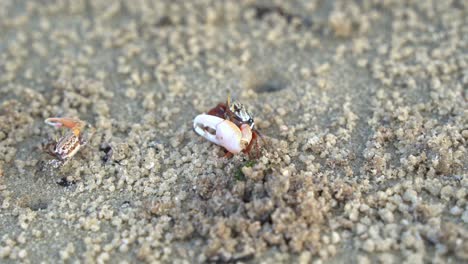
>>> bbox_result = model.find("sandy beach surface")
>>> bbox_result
[0,0,467,263]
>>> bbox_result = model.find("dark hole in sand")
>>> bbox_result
[254,80,287,93]
[121,201,131,209]
[451,0,465,9]
[99,143,113,163]
[252,5,295,23]
[247,68,288,93]
[251,5,313,28]
[212,252,254,263]
[156,16,174,27]
[29,200,48,211]
[57,177,76,187]
[253,76,288,93]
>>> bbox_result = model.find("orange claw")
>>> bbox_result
[45,117,85,136]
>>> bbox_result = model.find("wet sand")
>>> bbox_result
[0,0,467,263]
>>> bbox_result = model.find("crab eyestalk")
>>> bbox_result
[226,93,232,108]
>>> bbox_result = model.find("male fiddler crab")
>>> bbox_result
[193,96,265,157]
[43,117,89,165]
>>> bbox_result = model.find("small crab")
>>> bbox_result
[43,117,87,162]
[193,96,265,157]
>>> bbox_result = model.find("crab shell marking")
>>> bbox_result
[54,131,82,160]
[193,114,252,154]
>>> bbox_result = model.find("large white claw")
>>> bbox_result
[193,114,252,154]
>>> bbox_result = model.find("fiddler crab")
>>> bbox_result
[193,96,265,157]
[43,117,88,165]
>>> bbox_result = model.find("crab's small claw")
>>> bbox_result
[45,117,85,136]
[239,124,252,149]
